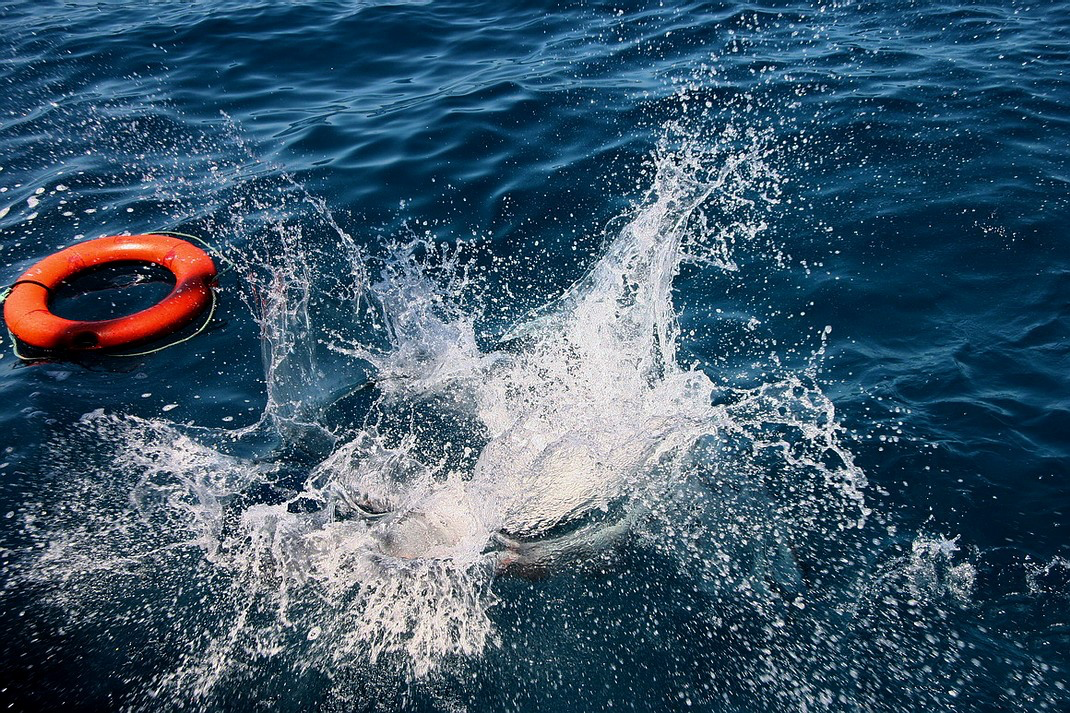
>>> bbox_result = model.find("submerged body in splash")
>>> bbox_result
[326,148,728,572]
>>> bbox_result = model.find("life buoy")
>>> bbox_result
[3,234,217,352]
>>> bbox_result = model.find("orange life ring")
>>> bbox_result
[3,234,217,351]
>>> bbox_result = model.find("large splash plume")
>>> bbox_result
[13,111,880,709]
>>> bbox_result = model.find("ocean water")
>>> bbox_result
[0,1,1068,711]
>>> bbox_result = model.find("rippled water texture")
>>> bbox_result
[1,1,1068,711]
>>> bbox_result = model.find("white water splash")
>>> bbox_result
[20,121,871,703]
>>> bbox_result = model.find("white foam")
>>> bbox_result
[24,116,871,696]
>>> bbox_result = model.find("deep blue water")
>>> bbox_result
[1,1,1068,711]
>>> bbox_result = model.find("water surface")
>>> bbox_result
[0,1,1067,711]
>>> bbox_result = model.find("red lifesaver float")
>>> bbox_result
[3,234,217,352]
